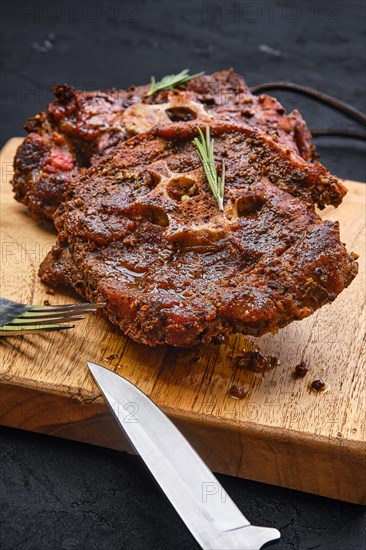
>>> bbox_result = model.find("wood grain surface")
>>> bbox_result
[1,138,365,504]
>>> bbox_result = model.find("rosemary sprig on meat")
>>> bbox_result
[193,126,225,211]
[147,69,204,96]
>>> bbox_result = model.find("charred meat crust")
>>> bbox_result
[39,121,358,347]
[12,69,315,224]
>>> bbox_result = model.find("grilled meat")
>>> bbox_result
[12,69,315,224]
[39,121,357,347]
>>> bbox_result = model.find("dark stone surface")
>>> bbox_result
[1,426,365,550]
[0,1,365,549]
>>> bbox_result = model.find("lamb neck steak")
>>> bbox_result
[39,121,358,347]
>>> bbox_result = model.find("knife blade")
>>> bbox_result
[88,361,280,550]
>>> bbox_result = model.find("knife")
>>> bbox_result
[88,361,280,550]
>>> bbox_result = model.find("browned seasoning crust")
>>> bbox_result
[11,69,315,224]
[39,121,358,347]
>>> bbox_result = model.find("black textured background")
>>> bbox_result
[0,1,365,549]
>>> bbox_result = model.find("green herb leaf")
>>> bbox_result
[147,69,204,96]
[193,126,225,211]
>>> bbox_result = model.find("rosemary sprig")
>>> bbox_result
[147,69,204,96]
[193,126,225,211]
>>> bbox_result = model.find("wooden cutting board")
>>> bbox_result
[1,138,365,504]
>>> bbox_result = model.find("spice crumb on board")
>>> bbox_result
[43,300,52,306]
[293,361,309,379]
[103,354,119,362]
[310,379,328,393]
[237,350,280,373]
[229,385,250,400]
